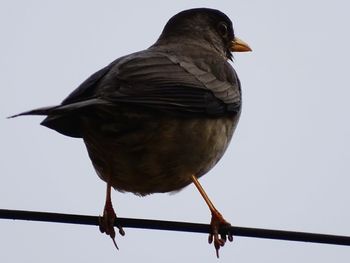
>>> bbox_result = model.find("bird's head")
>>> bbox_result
[155,8,252,60]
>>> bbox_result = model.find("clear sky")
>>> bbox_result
[1,0,350,262]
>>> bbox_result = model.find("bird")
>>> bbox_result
[9,8,251,257]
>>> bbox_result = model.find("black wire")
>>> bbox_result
[1,209,350,246]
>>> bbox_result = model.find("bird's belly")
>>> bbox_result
[83,114,238,196]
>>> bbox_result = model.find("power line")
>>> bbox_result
[1,209,350,246]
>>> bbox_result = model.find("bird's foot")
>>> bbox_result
[208,210,233,258]
[99,199,125,250]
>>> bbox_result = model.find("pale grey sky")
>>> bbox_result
[1,0,350,262]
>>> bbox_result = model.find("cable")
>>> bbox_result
[1,209,350,246]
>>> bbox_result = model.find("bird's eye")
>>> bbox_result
[218,22,228,38]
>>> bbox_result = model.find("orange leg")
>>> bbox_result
[191,175,233,258]
[99,183,125,249]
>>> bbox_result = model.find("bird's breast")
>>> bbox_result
[83,110,239,196]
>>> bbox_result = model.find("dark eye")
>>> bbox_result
[218,22,228,38]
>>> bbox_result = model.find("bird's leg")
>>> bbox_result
[191,175,233,258]
[99,182,125,250]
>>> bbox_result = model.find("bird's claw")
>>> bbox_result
[99,204,125,250]
[208,212,233,258]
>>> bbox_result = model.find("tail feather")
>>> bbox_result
[8,98,106,119]
[8,98,108,138]
[7,105,59,119]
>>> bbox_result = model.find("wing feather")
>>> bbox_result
[23,49,242,137]
[93,50,241,115]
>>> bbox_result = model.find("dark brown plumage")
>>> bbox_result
[10,8,251,257]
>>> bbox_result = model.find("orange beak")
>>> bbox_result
[230,37,252,52]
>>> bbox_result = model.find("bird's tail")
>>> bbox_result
[7,98,108,138]
[8,98,107,119]
[7,105,59,119]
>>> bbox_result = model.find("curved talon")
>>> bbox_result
[118,226,125,236]
[228,233,234,242]
[211,232,226,258]
[220,233,227,242]
[208,234,213,244]
[111,236,119,250]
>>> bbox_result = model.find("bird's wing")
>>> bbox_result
[15,50,241,138]
[93,50,242,116]
[60,50,241,116]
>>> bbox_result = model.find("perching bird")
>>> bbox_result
[10,8,251,257]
